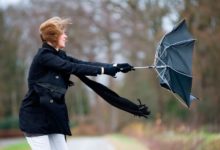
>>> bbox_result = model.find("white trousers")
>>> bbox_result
[26,134,68,150]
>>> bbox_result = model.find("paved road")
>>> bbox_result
[67,137,115,150]
[0,137,24,147]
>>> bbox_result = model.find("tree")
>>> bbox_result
[176,0,220,126]
[113,0,170,121]
[0,8,24,118]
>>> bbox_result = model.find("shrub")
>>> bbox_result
[0,116,19,130]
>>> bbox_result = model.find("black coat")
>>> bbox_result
[19,43,111,135]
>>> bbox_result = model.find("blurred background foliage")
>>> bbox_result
[0,0,220,135]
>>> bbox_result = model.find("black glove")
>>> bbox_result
[116,63,134,73]
[137,99,150,118]
[104,66,119,77]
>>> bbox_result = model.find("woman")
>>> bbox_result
[19,17,134,150]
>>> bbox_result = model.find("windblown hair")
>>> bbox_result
[39,17,71,46]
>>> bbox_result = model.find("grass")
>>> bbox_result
[198,132,220,150]
[120,122,220,150]
[143,127,220,150]
[106,134,148,150]
[0,141,30,150]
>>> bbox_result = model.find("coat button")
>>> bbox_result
[50,99,54,103]
[55,76,59,79]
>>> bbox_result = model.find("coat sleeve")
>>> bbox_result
[66,55,112,67]
[38,50,101,76]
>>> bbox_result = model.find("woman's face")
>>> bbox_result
[57,32,67,49]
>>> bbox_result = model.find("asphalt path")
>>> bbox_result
[67,136,115,150]
[0,137,24,147]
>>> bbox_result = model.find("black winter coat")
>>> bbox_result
[19,43,111,135]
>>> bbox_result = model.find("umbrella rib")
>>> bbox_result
[154,53,167,69]
[158,39,195,59]
[165,39,195,50]
[156,43,167,59]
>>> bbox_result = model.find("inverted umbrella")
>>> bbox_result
[134,20,197,107]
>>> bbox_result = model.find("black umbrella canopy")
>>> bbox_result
[154,19,196,107]
[134,20,197,107]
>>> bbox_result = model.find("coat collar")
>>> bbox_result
[42,42,59,53]
[41,42,66,56]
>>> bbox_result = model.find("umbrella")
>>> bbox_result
[134,19,197,107]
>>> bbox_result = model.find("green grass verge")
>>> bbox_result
[106,134,148,150]
[0,141,30,150]
[151,130,220,150]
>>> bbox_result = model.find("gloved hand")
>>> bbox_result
[137,99,150,118]
[103,66,119,77]
[115,63,134,73]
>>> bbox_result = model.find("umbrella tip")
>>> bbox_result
[190,95,199,101]
[187,95,199,108]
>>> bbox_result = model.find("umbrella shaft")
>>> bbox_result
[134,66,154,69]
[134,65,166,69]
